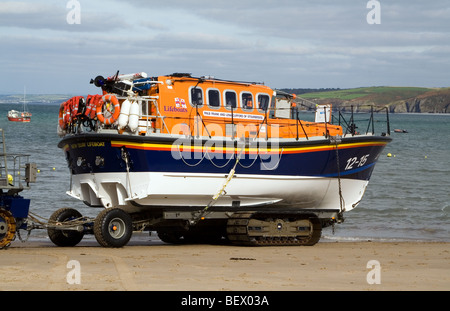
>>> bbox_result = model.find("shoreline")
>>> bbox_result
[1,237,449,291]
[2,101,450,115]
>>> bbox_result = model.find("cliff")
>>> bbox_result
[388,89,450,113]
[295,87,450,113]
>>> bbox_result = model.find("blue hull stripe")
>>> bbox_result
[319,162,375,178]
[59,134,390,181]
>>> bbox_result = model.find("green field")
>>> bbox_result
[299,86,433,104]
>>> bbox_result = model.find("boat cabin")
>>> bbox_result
[112,73,342,140]
[60,73,343,140]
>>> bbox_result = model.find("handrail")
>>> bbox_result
[61,92,391,139]
[332,104,391,137]
[295,108,309,140]
[0,129,35,190]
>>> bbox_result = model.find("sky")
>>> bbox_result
[0,0,449,94]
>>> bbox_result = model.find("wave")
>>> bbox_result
[321,234,447,243]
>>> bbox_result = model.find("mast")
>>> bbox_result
[23,86,27,113]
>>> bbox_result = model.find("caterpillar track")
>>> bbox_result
[226,211,322,246]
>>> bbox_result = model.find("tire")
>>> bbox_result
[94,208,132,248]
[0,208,16,249]
[48,208,84,247]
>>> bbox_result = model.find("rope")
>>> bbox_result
[205,150,235,169]
[237,151,259,169]
[28,211,90,229]
[121,147,133,197]
[333,136,345,214]
[177,143,207,167]
[259,148,284,171]
[191,144,246,224]
[27,211,49,225]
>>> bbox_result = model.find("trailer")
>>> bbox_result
[0,127,338,249]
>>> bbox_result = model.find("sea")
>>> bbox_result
[0,103,449,243]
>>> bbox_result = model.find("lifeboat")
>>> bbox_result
[54,71,392,247]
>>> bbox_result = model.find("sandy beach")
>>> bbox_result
[1,234,449,292]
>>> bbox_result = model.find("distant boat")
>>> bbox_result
[394,129,408,133]
[8,87,31,122]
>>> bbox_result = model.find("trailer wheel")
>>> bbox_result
[94,208,132,248]
[48,208,84,247]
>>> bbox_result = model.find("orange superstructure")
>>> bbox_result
[134,74,342,140]
[59,73,342,140]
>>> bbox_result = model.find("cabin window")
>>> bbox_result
[189,86,204,107]
[207,88,221,108]
[241,92,253,111]
[257,94,270,112]
[224,90,237,110]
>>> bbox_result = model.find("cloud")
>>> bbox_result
[0,1,62,29]
[0,0,449,94]
[0,1,48,14]
[0,0,130,33]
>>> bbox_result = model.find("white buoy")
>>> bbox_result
[118,99,131,130]
[128,100,139,132]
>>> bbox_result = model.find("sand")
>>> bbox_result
[1,234,449,292]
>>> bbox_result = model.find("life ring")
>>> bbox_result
[97,94,120,125]
[58,104,64,126]
[58,102,67,135]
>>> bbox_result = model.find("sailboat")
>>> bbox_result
[7,87,32,122]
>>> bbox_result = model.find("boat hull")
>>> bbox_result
[59,133,390,213]
[67,171,369,212]
[8,109,31,122]
[8,116,31,122]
